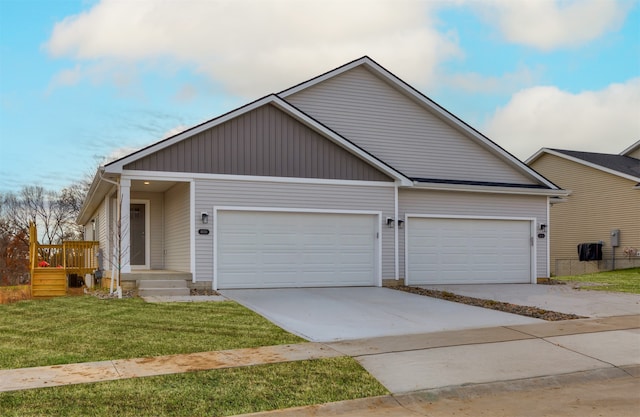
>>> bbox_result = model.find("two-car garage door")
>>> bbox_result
[406,217,533,284]
[216,210,378,289]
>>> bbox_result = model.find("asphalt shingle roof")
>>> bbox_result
[550,149,640,179]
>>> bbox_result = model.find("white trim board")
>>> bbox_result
[121,170,399,188]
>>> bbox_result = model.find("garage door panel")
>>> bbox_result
[217,211,377,289]
[407,218,531,284]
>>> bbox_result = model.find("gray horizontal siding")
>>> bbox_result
[399,189,548,278]
[125,104,391,182]
[164,182,190,272]
[194,179,395,282]
[287,66,536,185]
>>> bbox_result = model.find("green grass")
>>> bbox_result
[0,357,389,417]
[0,296,302,369]
[556,267,640,294]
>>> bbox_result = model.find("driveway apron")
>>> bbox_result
[220,287,542,342]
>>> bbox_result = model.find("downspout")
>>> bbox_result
[394,183,399,281]
[99,172,122,298]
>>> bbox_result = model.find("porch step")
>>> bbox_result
[137,280,190,297]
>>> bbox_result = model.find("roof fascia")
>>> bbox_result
[279,56,370,97]
[270,96,412,185]
[281,56,558,191]
[104,95,278,174]
[620,140,640,156]
[77,168,118,225]
[534,148,640,183]
[104,93,411,185]
[409,181,570,197]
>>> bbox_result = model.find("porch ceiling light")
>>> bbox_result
[143,181,150,185]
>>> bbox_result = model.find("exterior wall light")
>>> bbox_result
[386,217,394,228]
[201,212,209,224]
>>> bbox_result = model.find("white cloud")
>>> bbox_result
[45,0,461,97]
[443,65,542,94]
[484,78,640,159]
[477,0,632,50]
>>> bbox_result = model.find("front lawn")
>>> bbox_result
[0,357,388,417]
[555,267,640,294]
[0,296,302,369]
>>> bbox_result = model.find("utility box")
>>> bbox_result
[611,229,620,247]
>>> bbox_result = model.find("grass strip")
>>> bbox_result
[0,296,302,369]
[555,267,640,294]
[0,357,388,417]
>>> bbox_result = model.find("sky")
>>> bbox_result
[0,0,639,194]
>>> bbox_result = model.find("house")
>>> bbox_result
[77,56,568,292]
[527,141,640,276]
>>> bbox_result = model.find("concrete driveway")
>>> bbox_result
[423,284,640,317]
[219,287,542,342]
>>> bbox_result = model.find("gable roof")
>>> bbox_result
[280,56,560,191]
[527,148,640,183]
[104,94,412,186]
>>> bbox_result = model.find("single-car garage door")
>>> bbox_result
[216,210,379,289]
[406,217,532,284]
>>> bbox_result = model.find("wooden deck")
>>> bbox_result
[29,223,99,298]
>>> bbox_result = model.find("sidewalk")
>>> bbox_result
[1,315,638,414]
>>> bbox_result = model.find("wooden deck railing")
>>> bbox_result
[29,223,99,297]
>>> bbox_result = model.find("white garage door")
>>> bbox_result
[407,217,532,284]
[216,210,378,289]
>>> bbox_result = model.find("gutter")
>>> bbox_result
[410,181,571,197]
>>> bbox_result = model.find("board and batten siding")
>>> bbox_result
[130,191,164,269]
[398,189,548,278]
[286,66,536,185]
[124,104,391,182]
[530,153,640,275]
[164,182,191,272]
[194,179,395,282]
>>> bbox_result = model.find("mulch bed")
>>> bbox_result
[392,285,585,321]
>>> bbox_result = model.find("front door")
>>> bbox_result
[130,203,146,267]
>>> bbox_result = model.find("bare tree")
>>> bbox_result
[0,180,89,285]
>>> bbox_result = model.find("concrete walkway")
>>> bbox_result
[1,315,638,398]
[0,343,340,392]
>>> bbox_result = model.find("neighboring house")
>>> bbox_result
[78,56,567,291]
[527,141,640,276]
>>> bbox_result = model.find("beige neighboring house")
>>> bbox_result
[527,141,640,276]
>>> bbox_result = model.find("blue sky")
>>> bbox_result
[1,0,639,193]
